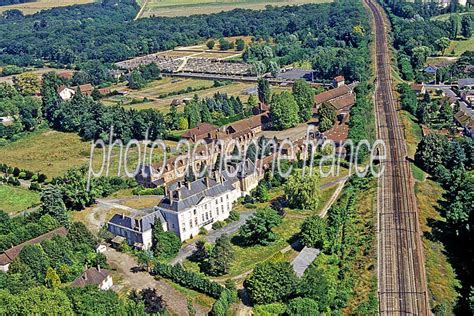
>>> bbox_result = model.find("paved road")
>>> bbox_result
[171,210,255,265]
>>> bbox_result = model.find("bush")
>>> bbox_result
[199,227,208,235]
[212,221,225,230]
[253,303,287,316]
[287,297,319,315]
[153,262,225,298]
[29,182,41,191]
[228,210,240,222]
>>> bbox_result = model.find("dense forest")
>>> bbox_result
[0,0,369,82]
[0,0,34,6]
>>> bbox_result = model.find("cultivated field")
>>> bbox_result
[140,0,332,17]
[102,77,256,112]
[0,0,94,15]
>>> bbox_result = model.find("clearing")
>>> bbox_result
[0,128,148,179]
[139,0,332,18]
[446,36,474,57]
[0,0,93,15]
[103,77,256,112]
[0,184,40,215]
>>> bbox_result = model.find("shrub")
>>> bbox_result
[212,221,225,230]
[228,210,240,222]
[253,303,287,316]
[287,297,319,315]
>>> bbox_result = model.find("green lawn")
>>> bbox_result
[0,184,40,215]
[411,163,426,182]
[446,36,474,57]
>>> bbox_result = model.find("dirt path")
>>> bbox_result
[105,247,207,316]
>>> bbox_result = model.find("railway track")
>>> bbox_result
[365,0,430,314]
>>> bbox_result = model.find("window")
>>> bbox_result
[205,212,209,220]
[189,219,193,228]
[221,205,224,213]
[202,214,205,222]
[216,208,219,215]
[195,218,198,226]
[193,209,196,215]
[226,194,229,200]
[221,197,223,203]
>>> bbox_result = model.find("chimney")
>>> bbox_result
[83,272,88,281]
[214,171,221,183]
[186,181,192,190]
[122,213,125,219]
[97,265,101,272]
[164,185,168,197]
[205,177,210,188]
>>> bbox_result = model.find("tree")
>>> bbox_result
[219,38,233,50]
[238,207,282,245]
[130,288,166,314]
[137,251,155,272]
[398,83,418,115]
[12,73,40,96]
[152,223,181,259]
[318,102,336,132]
[235,38,246,51]
[270,92,299,130]
[435,37,450,56]
[245,261,298,305]
[292,79,314,122]
[461,15,472,38]
[297,253,339,311]
[449,14,460,39]
[45,267,61,289]
[16,244,50,282]
[128,70,145,90]
[207,40,215,49]
[300,215,327,248]
[287,297,319,315]
[41,185,69,226]
[254,181,269,202]
[68,221,97,248]
[284,169,320,211]
[205,234,234,276]
[415,134,450,174]
[247,94,258,113]
[257,78,271,104]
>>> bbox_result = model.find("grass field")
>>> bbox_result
[431,11,473,22]
[140,0,332,17]
[400,110,422,159]
[0,184,40,215]
[0,0,94,15]
[103,77,255,112]
[415,180,460,314]
[446,36,474,57]
[0,128,153,179]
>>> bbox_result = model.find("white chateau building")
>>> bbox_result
[108,159,263,244]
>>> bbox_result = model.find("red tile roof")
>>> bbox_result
[0,227,68,266]
[329,94,356,111]
[71,267,110,287]
[182,123,218,141]
[314,85,350,104]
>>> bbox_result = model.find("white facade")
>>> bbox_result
[99,275,113,291]
[0,263,9,273]
[59,87,76,100]
[159,190,239,241]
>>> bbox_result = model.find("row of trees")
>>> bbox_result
[244,177,377,314]
[414,134,473,313]
[41,72,167,141]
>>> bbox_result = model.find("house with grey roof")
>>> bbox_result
[459,78,474,90]
[107,209,166,250]
[71,266,113,291]
[156,172,241,241]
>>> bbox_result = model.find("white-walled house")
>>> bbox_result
[156,173,240,241]
[71,266,113,291]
